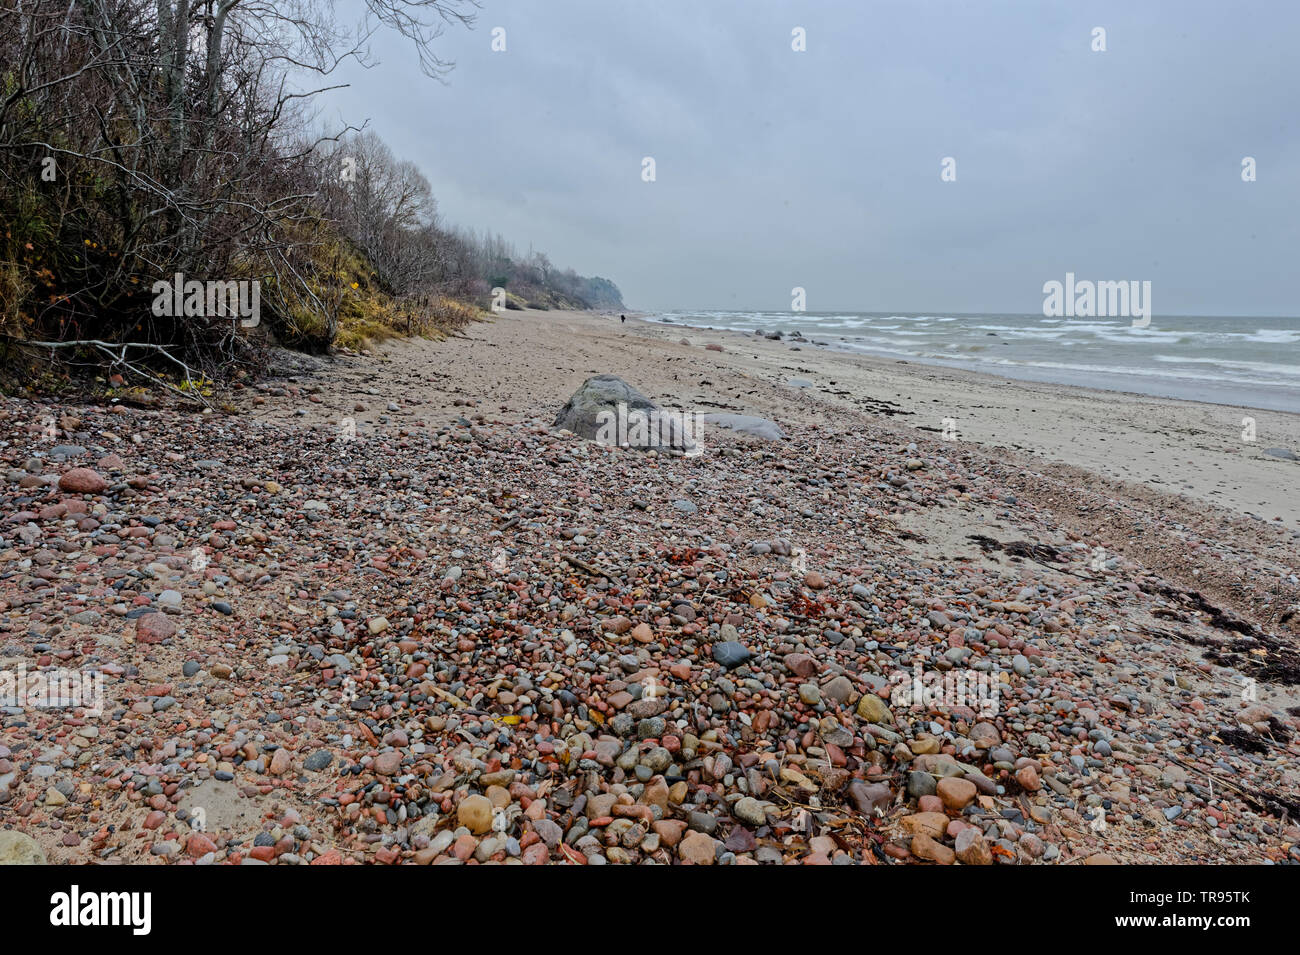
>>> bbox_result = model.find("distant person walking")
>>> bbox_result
[620,314,626,323]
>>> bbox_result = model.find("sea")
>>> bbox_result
[646,311,1300,414]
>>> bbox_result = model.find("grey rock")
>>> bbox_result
[610,713,635,736]
[688,811,719,834]
[733,796,768,826]
[907,770,937,799]
[553,375,697,451]
[712,641,752,669]
[640,747,673,773]
[532,818,563,849]
[700,413,786,441]
[304,751,333,771]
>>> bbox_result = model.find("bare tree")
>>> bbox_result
[0,0,477,366]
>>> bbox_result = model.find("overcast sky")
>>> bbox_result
[315,0,1298,315]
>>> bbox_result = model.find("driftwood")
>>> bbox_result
[18,338,212,408]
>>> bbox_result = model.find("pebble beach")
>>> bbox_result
[2,308,1298,866]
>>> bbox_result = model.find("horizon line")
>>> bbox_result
[630,308,1300,320]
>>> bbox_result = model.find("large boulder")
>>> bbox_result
[554,375,697,452]
[700,413,785,441]
[0,831,46,865]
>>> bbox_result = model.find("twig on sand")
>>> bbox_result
[424,685,468,708]
[562,553,623,584]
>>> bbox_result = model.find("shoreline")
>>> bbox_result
[638,312,1300,414]
[634,311,1300,416]
[598,310,1299,529]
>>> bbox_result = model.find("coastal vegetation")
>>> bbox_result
[0,0,621,395]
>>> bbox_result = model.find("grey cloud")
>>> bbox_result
[320,0,1299,315]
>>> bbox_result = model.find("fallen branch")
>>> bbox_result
[17,338,212,408]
